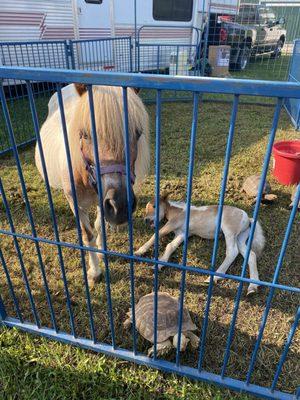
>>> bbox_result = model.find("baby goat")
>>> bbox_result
[135,194,265,295]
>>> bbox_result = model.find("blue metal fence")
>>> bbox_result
[136,25,202,75]
[0,66,300,399]
[0,37,133,155]
[69,37,133,72]
[285,39,300,130]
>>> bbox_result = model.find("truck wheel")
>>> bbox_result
[236,47,250,71]
[271,40,284,59]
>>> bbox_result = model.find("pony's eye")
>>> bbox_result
[152,204,156,209]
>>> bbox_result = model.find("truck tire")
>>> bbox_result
[271,40,284,59]
[235,47,251,71]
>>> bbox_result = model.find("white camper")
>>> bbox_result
[0,0,240,72]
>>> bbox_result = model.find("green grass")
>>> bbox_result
[0,91,299,399]
[0,93,50,153]
[0,327,248,400]
[231,55,291,81]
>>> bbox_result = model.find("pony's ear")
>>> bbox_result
[132,87,141,94]
[161,191,170,202]
[74,83,87,96]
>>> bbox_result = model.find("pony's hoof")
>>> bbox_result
[88,271,103,288]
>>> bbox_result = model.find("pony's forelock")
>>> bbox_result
[68,85,149,186]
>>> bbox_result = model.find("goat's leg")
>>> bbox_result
[65,193,103,287]
[237,230,260,295]
[157,233,185,269]
[205,234,239,284]
[135,222,177,256]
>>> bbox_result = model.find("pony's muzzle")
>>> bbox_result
[103,188,137,225]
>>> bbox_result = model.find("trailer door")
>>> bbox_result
[77,0,111,39]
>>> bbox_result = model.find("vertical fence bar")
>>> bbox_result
[221,98,284,378]
[56,84,96,342]
[0,293,7,320]
[128,37,133,72]
[26,82,76,337]
[134,0,137,71]
[137,40,140,73]
[0,245,23,321]
[0,82,58,332]
[175,45,179,76]
[198,94,240,371]
[69,41,76,70]
[64,40,70,69]
[122,87,137,354]
[176,92,200,366]
[271,306,300,392]
[246,183,300,383]
[0,178,40,327]
[87,85,116,348]
[202,0,211,77]
[152,89,162,359]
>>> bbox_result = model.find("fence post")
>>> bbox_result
[64,40,70,70]
[67,40,76,70]
[129,37,133,73]
[137,38,140,73]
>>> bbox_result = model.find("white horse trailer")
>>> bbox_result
[0,0,240,72]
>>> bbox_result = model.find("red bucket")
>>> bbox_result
[272,140,300,185]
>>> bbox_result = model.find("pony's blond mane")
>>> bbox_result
[68,85,149,189]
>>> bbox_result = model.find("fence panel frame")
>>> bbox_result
[0,66,300,400]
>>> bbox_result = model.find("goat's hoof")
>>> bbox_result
[247,286,258,296]
[202,278,210,285]
[203,276,220,285]
[134,249,144,257]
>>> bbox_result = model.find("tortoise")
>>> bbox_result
[289,186,300,209]
[241,175,277,204]
[123,292,199,356]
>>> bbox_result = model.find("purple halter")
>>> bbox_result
[80,145,135,194]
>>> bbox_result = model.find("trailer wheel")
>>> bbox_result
[234,47,251,71]
[271,40,284,59]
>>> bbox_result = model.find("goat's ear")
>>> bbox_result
[161,191,170,201]
[74,83,87,96]
[132,87,141,94]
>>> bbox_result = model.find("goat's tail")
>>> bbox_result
[237,218,265,258]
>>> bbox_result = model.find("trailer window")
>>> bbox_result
[153,0,193,22]
[236,6,257,23]
[85,0,103,4]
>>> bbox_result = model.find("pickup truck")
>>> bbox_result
[208,4,286,71]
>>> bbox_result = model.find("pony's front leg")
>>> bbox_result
[65,193,103,287]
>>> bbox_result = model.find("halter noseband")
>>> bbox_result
[80,141,136,194]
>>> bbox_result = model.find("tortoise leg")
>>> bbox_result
[172,333,189,352]
[148,340,173,357]
[184,331,199,349]
[262,194,277,203]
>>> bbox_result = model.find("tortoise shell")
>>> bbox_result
[242,175,271,197]
[129,292,197,343]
